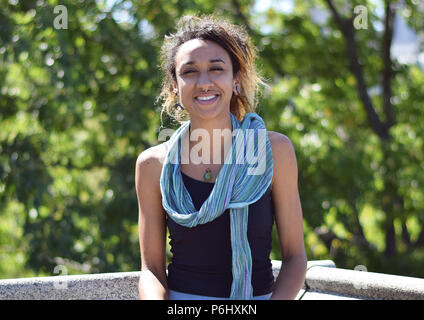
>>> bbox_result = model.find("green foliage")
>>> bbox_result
[0,0,423,280]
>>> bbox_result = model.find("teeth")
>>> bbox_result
[197,95,217,101]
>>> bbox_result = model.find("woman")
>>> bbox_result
[136,14,307,300]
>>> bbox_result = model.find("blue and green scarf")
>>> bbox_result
[160,112,273,300]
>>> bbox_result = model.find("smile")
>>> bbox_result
[195,95,219,105]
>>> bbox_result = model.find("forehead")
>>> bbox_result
[175,39,231,68]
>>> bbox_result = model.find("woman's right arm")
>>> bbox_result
[135,146,169,300]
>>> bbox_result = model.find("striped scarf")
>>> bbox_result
[160,112,273,300]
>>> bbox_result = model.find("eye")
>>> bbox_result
[182,67,223,75]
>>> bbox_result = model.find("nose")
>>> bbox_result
[197,70,214,91]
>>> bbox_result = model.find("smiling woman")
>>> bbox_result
[136,14,307,301]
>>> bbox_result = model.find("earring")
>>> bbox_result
[235,85,240,95]
[174,103,184,111]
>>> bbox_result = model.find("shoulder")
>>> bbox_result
[267,131,293,149]
[267,131,296,160]
[136,141,168,166]
[267,131,298,187]
[135,142,168,188]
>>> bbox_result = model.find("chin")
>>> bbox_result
[194,105,230,120]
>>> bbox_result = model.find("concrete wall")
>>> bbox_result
[0,260,423,300]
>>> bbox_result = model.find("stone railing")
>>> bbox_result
[1,260,423,300]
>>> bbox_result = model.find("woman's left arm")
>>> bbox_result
[268,132,308,300]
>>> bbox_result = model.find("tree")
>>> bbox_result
[0,0,423,279]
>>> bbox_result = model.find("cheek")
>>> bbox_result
[177,79,193,96]
[216,74,234,90]
[177,77,190,87]
[220,79,234,95]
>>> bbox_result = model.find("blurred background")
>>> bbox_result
[0,0,423,280]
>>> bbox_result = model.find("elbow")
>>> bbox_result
[284,253,308,272]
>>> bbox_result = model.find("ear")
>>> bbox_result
[233,71,240,86]
[171,80,178,95]
[233,72,240,95]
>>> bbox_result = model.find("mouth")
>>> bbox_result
[194,94,220,105]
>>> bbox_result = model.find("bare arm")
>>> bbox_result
[269,132,307,300]
[135,147,169,300]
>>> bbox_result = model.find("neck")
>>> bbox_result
[188,112,233,166]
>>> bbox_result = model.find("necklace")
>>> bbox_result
[189,124,213,182]
[203,168,212,181]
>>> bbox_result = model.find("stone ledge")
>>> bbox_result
[0,260,423,300]
[0,271,140,300]
[297,288,364,300]
[303,266,424,300]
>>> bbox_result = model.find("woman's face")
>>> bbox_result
[172,39,239,120]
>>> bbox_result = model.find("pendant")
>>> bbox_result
[203,168,212,181]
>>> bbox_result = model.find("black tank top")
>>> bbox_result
[166,171,275,297]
